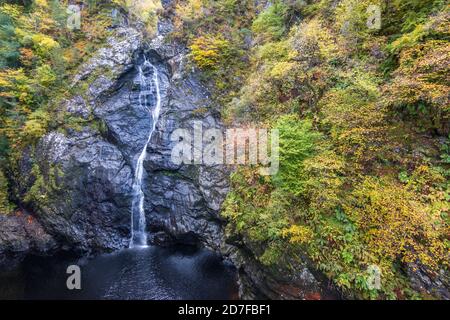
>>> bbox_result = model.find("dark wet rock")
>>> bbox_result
[0,212,56,269]
[407,263,450,300]
[199,166,230,212]
[32,129,133,252]
[221,234,340,300]
[14,17,230,257]
[140,52,230,251]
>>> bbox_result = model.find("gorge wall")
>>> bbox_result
[0,5,331,299]
[14,20,229,252]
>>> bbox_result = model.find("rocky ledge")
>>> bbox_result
[0,212,56,269]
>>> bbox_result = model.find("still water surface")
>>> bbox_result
[0,246,238,300]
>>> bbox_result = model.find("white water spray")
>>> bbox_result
[130,57,161,247]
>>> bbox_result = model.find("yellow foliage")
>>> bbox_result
[31,34,60,57]
[384,40,450,134]
[269,61,296,80]
[290,18,339,62]
[319,71,393,167]
[190,35,230,70]
[21,120,45,146]
[35,64,56,87]
[34,0,49,8]
[0,68,32,101]
[176,0,204,23]
[281,225,313,244]
[0,3,22,19]
[344,176,448,271]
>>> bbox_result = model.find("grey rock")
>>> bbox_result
[407,263,450,300]
[65,96,91,120]
[32,128,133,252]
[0,213,56,269]
[16,18,230,257]
[72,27,142,87]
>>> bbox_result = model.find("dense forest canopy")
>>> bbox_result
[0,0,449,299]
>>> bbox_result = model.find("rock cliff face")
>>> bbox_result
[6,8,330,299]
[0,212,56,269]
[14,12,229,256]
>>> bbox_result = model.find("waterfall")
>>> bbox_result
[130,57,161,248]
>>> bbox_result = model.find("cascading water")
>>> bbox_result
[130,57,161,247]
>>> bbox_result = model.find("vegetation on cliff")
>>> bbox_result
[0,0,115,211]
[173,0,449,299]
[0,0,158,213]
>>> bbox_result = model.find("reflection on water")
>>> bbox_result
[0,246,238,300]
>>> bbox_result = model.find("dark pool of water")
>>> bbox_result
[0,246,238,300]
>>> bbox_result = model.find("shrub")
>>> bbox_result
[273,115,323,196]
[319,71,393,167]
[0,11,20,68]
[252,1,287,42]
[124,0,162,35]
[344,176,449,272]
[35,64,56,88]
[290,18,339,64]
[31,34,60,58]
[190,35,232,70]
[387,0,446,34]
[384,40,449,135]
[0,170,12,214]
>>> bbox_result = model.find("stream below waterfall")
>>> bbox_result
[0,246,238,300]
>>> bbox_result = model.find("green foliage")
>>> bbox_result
[24,159,65,209]
[274,116,322,195]
[0,170,13,213]
[387,0,447,34]
[0,10,20,68]
[214,0,450,299]
[388,6,449,53]
[252,1,287,42]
